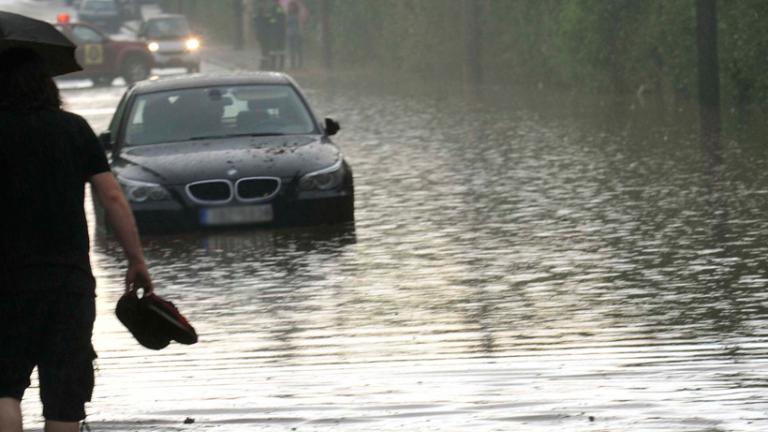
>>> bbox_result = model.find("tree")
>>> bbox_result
[696,0,721,158]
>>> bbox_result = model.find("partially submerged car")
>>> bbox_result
[55,16,154,84]
[138,14,201,73]
[99,73,353,232]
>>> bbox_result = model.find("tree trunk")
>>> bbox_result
[463,0,483,86]
[696,0,721,161]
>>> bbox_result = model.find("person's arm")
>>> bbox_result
[90,172,154,293]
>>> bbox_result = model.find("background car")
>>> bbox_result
[55,17,154,85]
[77,0,122,33]
[138,14,201,73]
[98,73,354,232]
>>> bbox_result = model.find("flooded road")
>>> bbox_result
[17,72,768,430]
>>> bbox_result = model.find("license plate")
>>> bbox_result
[199,205,273,226]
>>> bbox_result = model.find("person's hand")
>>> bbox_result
[125,260,154,294]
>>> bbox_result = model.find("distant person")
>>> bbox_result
[286,1,303,69]
[267,0,287,70]
[0,48,153,432]
[253,2,271,69]
[254,0,286,70]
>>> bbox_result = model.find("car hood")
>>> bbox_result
[115,135,341,184]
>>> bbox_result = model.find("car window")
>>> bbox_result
[71,25,104,43]
[81,0,117,12]
[124,85,317,146]
[144,17,192,39]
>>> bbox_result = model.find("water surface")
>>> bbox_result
[20,75,768,431]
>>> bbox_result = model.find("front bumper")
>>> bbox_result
[151,51,200,69]
[127,190,354,233]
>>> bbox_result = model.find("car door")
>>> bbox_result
[69,24,114,75]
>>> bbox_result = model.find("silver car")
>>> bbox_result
[138,14,201,73]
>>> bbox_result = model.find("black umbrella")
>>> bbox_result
[0,11,81,76]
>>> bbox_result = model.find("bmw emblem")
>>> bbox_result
[227,168,238,177]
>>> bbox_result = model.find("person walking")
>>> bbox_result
[253,2,272,69]
[254,0,287,70]
[0,46,153,432]
[267,0,287,70]
[286,1,303,69]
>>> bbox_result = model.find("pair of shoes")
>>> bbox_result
[116,291,198,350]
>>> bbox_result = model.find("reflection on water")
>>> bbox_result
[20,78,768,431]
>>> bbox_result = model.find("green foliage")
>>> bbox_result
[172,0,768,110]
[315,0,702,97]
[482,0,563,85]
[327,0,465,81]
[719,0,768,108]
[159,0,236,43]
[553,0,698,95]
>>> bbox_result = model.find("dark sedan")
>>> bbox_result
[99,73,353,232]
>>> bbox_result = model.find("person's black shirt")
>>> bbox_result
[0,109,110,288]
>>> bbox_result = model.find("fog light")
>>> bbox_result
[148,41,159,52]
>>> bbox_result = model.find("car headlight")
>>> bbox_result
[118,176,171,202]
[147,41,159,52]
[185,37,200,51]
[299,159,344,191]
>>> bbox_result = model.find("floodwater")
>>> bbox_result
[19,72,768,431]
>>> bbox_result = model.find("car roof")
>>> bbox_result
[130,72,294,94]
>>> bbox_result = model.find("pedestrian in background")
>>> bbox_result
[286,1,303,69]
[0,47,153,432]
[254,0,286,70]
[267,0,287,70]
[253,1,272,69]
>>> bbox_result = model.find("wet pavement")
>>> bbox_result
[6,1,768,431]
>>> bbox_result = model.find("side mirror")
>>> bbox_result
[324,117,340,136]
[99,131,112,151]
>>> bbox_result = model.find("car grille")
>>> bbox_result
[236,178,281,201]
[186,180,232,204]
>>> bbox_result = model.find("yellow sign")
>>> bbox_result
[83,44,104,65]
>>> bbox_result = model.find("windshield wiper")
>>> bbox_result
[188,132,287,141]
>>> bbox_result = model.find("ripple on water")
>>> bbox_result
[19,81,768,431]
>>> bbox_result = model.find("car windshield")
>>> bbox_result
[144,17,191,39]
[124,84,317,146]
[82,0,117,12]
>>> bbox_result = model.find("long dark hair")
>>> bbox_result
[0,48,62,111]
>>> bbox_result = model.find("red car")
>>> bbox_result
[55,17,154,85]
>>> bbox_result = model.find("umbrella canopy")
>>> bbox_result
[0,11,81,76]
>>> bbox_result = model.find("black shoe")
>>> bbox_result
[116,291,171,350]
[116,292,197,350]
[141,293,198,345]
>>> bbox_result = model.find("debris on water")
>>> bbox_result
[184,417,195,424]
